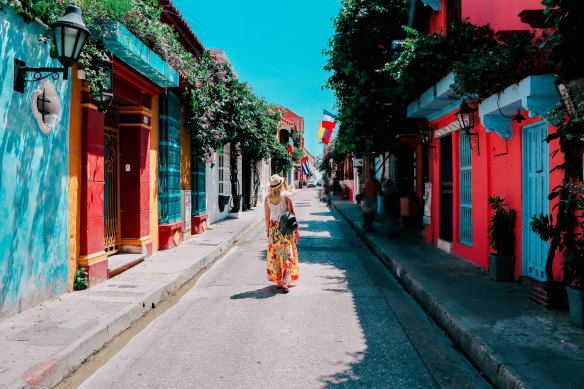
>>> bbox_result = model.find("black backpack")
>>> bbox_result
[278,211,298,236]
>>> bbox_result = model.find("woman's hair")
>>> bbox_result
[269,186,283,204]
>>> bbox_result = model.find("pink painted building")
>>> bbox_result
[408,0,564,303]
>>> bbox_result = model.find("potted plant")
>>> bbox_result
[487,196,517,281]
[531,182,584,326]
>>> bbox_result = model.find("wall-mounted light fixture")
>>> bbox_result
[419,122,433,145]
[455,102,479,154]
[13,5,89,93]
[90,51,114,113]
[513,110,526,123]
[419,122,437,162]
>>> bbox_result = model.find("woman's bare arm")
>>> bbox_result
[286,195,295,215]
[264,197,270,238]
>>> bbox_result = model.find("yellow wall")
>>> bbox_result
[150,95,160,252]
[181,103,191,190]
[67,65,83,290]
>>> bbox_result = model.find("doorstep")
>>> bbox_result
[107,252,146,278]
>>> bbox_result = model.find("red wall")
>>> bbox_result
[425,111,565,281]
[462,0,543,32]
[429,0,543,34]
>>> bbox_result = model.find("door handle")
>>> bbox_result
[536,169,543,173]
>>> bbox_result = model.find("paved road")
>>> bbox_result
[78,189,490,389]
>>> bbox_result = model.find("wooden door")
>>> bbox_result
[522,122,549,281]
[440,135,453,241]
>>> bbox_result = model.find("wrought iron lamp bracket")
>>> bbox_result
[467,132,480,155]
[14,59,68,94]
[427,145,437,163]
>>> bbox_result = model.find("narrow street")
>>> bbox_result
[72,189,489,389]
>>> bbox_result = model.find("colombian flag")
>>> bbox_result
[317,123,326,139]
[318,110,336,139]
[322,127,333,144]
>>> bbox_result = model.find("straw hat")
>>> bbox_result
[270,174,284,189]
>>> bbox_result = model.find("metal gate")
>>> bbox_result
[440,135,453,241]
[522,121,549,281]
[104,106,121,254]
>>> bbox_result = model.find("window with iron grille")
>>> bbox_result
[460,132,473,246]
[218,153,225,195]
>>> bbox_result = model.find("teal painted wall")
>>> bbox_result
[0,7,71,318]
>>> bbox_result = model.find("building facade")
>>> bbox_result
[407,0,563,284]
[0,7,72,318]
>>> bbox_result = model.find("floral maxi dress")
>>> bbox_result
[267,194,299,286]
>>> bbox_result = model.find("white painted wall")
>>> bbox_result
[206,143,246,224]
[255,159,270,207]
[206,144,231,225]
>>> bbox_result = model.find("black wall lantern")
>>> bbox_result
[419,122,434,145]
[90,51,114,113]
[455,102,476,131]
[513,110,526,124]
[455,102,480,154]
[14,5,89,93]
[419,122,437,162]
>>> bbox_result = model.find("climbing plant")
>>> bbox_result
[3,0,284,164]
[323,0,408,155]
[529,0,584,287]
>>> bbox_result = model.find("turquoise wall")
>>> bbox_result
[0,7,71,318]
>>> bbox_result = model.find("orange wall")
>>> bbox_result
[181,103,191,190]
[149,94,160,252]
[67,65,83,290]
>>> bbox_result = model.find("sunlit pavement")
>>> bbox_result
[77,188,488,389]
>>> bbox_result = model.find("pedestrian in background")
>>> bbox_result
[323,178,332,207]
[264,174,299,293]
[362,168,382,232]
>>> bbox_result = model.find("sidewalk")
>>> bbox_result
[332,198,584,389]
[0,207,265,389]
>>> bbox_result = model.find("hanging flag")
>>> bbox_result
[317,123,326,139]
[322,127,334,144]
[286,143,293,154]
[322,109,337,129]
[302,161,309,175]
[301,156,308,164]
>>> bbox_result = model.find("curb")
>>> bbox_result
[19,214,265,389]
[331,200,527,389]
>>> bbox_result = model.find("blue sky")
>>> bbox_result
[171,0,341,163]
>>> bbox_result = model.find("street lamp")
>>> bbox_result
[455,102,476,132]
[456,102,480,154]
[14,4,90,93]
[419,122,433,145]
[90,51,114,113]
[419,122,437,162]
[513,109,526,124]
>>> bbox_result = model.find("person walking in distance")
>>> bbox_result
[264,174,299,293]
[363,168,382,232]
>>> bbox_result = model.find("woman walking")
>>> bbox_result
[264,174,299,293]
